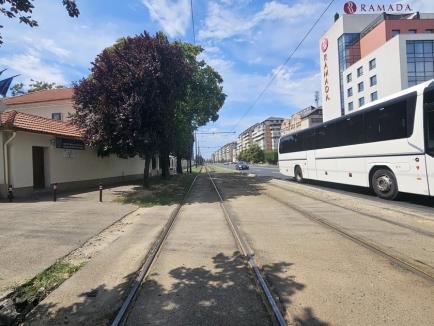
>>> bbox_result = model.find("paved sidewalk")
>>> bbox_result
[0,185,138,296]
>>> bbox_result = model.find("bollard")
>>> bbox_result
[99,183,103,202]
[53,183,57,202]
[7,185,13,203]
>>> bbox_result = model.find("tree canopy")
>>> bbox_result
[0,0,79,45]
[72,32,197,185]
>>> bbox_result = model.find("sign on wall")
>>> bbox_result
[321,38,331,102]
[56,137,85,150]
[343,1,413,14]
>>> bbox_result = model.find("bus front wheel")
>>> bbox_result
[294,166,304,183]
[371,169,398,200]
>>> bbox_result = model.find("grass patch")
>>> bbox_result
[16,261,84,299]
[207,164,237,174]
[117,171,198,207]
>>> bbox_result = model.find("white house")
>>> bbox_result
[0,88,160,198]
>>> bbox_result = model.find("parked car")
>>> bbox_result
[235,161,249,170]
[224,162,229,165]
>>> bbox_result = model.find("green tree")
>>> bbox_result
[173,42,225,173]
[264,150,278,165]
[28,80,65,92]
[10,82,25,96]
[242,144,264,163]
[72,31,192,186]
[0,0,79,45]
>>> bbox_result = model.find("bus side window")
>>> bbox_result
[365,99,408,143]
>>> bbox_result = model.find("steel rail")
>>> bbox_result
[205,166,287,326]
[267,180,434,238]
[111,171,200,326]
[263,189,434,283]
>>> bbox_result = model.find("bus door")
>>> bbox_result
[424,87,434,195]
[306,151,316,179]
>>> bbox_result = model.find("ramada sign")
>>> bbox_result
[321,38,330,102]
[343,1,413,14]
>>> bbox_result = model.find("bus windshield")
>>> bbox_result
[424,88,434,156]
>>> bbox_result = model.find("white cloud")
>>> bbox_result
[271,65,321,108]
[0,51,67,85]
[142,0,190,37]
[199,1,323,40]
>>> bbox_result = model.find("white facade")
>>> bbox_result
[320,14,379,121]
[343,33,434,114]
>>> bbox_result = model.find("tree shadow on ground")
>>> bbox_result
[21,253,328,326]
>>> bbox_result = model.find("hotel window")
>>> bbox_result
[371,91,378,101]
[406,40,434,87]
[392,29,400,37]
[52,112,62,121]
[370,75,377,86]
[358,97,365,107]
[408,29,417,34]
[358,81,364,92]
[347,73,352,83]
[369,58,376,70]
[357,66,363,77]
[347,87,353,97]
[348,101,353,111]
[426,29,433,34]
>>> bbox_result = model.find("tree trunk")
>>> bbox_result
[176,155,183,174]
[161,152,170,179]
[143,155,151,188]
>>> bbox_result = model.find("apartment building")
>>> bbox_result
[280,106,323,136]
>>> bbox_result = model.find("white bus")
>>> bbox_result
[278,79,434,200]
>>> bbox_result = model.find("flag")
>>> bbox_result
[0,77,14,97]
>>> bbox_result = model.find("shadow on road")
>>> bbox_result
[25,253,327,325]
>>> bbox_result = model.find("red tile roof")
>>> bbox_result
[2,88,74,105]
[0,110,83,138]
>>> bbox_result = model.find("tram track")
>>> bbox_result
[249,180,434,283]
[111,167,288,326]
[205,166,287,326]
[110,171,200,326]
[267,180,434,239]
[209,170,434,283]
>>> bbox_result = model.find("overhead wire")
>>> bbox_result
[230,0,336,132]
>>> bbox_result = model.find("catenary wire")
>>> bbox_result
[230,0,336,132]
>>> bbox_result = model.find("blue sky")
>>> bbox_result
[1,0,433,157]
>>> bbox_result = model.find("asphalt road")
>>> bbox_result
[215,163,286,179]
[214,163,434,209]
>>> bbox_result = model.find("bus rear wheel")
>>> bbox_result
[371,169,398,200]
[294,166,304,183]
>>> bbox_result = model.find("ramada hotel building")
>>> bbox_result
[320,6,434,122]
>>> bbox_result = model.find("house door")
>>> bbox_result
[32,147,45,189]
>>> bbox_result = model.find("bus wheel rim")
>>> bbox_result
[376,175,392,192]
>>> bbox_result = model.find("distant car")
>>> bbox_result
[224,162,229,165]
[235,161,249,170]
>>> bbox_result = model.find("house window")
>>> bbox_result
[371,91,378,101]
[370,75,377,86]
[359,97,365,107]
[348,101,353,111]
[347,87,353,97]
[347,73,352,83]
[408,29,417,34]
[357,66,363,77]
[392,29,400,37]
[358,81,364,92]
[52,113,62,121]
[426,29,434,34]
[369,58,376,70]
